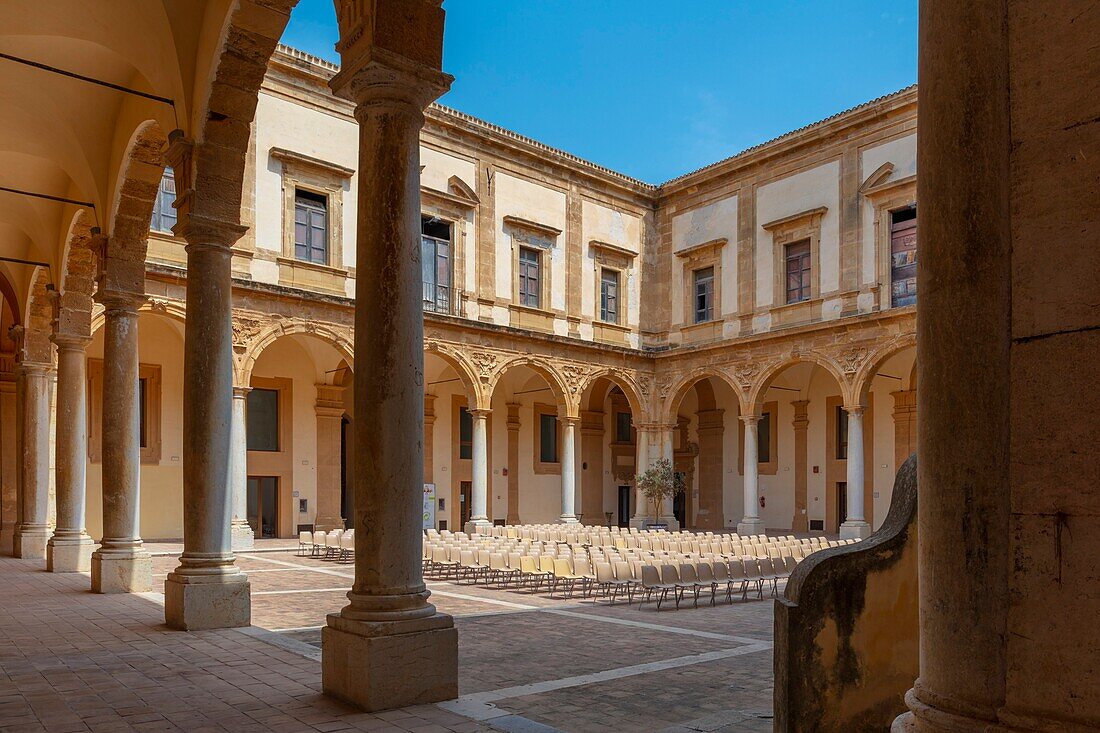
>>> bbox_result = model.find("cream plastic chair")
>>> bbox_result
[641,563,675,611]
[696,562,718,606]
[552,558,583,598]
[298,531,313,556]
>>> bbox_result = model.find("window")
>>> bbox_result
[600,268,619,324]
[615,411,632,443]
[294,189,328,265]
[785,240,812,303]
[422,216,453,313]
[150,168,176,234]
[757,410,771,464]
[890,207,917,307]
[458,406,473,460]
[539,412,558,463]
[693,267,714,323]
[836,406,849,460]
[247,388,280,452]
[518,246,541,308]
[138,377,148,449]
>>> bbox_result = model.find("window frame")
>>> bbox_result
[784,239,812,304]
[458,405,473,460]
[87,360,161,465]
[693,266,715,324]
[517,245,542,309]
[533,403,562,474]
[293,188,329,266]
[150,167,177,235]
[246,387,282,453]
[889,206,917,308]
[421,215,454,314]
[599,267,620,324]
[762,206,826,309]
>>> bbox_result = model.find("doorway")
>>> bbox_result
[459,481,472,528]
[837,481,848,530]
[617,486,631,527]
[340,415,354,529]
[247,476,279,539]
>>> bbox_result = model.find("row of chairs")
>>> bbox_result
[298,529,354,561]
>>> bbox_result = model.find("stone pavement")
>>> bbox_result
[2,549,779,733]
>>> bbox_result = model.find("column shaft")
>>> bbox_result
[90,295,150,590]
[314,385,347,531]
[559,417,578,523]
[632,427,649,524]
[465,409,490,532]
[840,407,870,539]
[47,337,94,571]
[0,378,16,555]
[164,223,249,629]
[229,387,254,549]
[737,416,766,536]
[791,400,810,533]
[14,363,52,559]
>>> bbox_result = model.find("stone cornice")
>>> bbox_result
[270,147,355,178]
[761,207,829,233]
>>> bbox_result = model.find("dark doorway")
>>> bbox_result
[617,486,631,527]
[837,481,848,530]
[673,492,686,528]
[340,415,354,529]
[460,481,472,528]
[247,476,279,538]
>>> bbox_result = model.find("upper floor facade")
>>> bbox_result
[144,45,917,355]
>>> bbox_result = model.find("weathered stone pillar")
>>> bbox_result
[322,4,458,708]
[893,1,1011,728]
[559,416,579,523]
[164,217,249,628]
[696,408,724,531]
[14,361,52,560]
[840,406,870,539]
[631,423,650,526]
[90,291,151,590]
[464,408,491,533]
[46,334,94,571]
[314,384,346,531]
[229,386,254,550]
[791,400,809,532]
[506,403,520,524]
[0,375,15,555]
[737,415,766,535]
[579,409,604,525]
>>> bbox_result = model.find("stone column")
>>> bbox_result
[46,334,94,571]
[0,375,17,554]
[423,394,436,484]
[656,423,678,526]
[90,291,151,590]
[840,406,870,539]
[163,218,249,628]
[737,415,766,535]
[506,403,520,525]
[322,22,457,709]
[559,416,579,523]
[696,409,724,531]
[464,408,492,533]
[14,362,52,559]
[314,384,346,531]
[229,386,254,550]
[791,400,810,533]
[631,424,650,526]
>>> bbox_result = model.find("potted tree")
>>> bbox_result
[635,458,685,530]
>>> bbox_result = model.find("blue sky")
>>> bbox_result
[280,1,918,183]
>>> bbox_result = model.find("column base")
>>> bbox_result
[891,689,996,732]
[46,536,94,572]
[164,574,251,630]
[322,612,458,711]
[463,518,494,535]
[91,550,153,593]
[840,520,872,540]
[558,515,581,524]
[737,517,767,536]
[14,529,50,560]
[231,523,255,552]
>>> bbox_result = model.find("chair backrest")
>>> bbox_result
[508,552,523,569]
[712,561,729,581]
[743,559,761,578]
[595,562,614,583]
[696,562,715,583]
[614,561,634,581]
[432,547,448,564]
[728,560,745,580]
[299,531,311,543]
[784,556,798,573]
[459,549,475,566]
[314,531,326,544]
[679,563,698,583]
[641,563,662,588]
[553,558,573,577]
[539,555,555,574]
[660,564,680,584]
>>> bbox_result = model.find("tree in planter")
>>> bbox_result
[635,458,685,527]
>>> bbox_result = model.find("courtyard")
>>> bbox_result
[0,541,777,733]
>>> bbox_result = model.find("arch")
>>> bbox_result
[489,356,572,416]
[20,267,54,364]
[424,341,482,410]
[237,319,354,386]
[746,352,849,414]
[852,333,918,404]
[577,368,646,420]
[663,368,744,425]
[107,120,168,267]
[0,267,20,328]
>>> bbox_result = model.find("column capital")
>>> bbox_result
[17,360,53,378]
[843,404,866,417]
[232,385,252,399]
[94,287,146,313]
[50,332,91,352]
[469,407,492,420]
[330,48,452,114]
[560,415,580,427]
[740,414,761,425]
[174,214,248,253]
